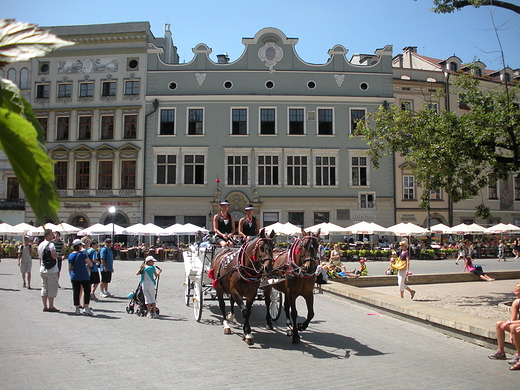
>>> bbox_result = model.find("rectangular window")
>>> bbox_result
[315,156,336,186]
[56,116,70,140]
[78,116,92,140]
[351,156,367,186]
[260,108,275,135]
[258,155,279,186]
[515,175,520,201]
[7,177,19,200]
[157,155,176,184]
[160,109,175,135]
[288,212,304,227]
[57,83,71,98]
[184,155,205,184]
[121,160,136,189]
[227,155,248,186]
[289,108,304,135]
[318,109,333,135]
[400,100,413,111]
[360,193,375,209]
[232,109,247,135]
[123,114,137,139]
[54,161,67,190]
[101,81,116,97]
[188,109,204,135]
[101,115,114,140]
[36,84,50,99]
[314,212,329,224]
[37,117,48,141]
[79,82,94,97]
[403,176,415,200]
[488,176,498,200]
[286,155,307,186]
[98,161,113,189]
[427,102,439,113]
[75,161,90,190]
[263,212,279,227]
[124,80,140,95]
[350,109,366,134]
[337,209,350,221]
[430,188,442,200]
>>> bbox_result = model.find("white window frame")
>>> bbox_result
[403,175,415,200]
[254,148,282,187]
[348,149,370,187]
[316,107,334,136]
[359,192,376,210]
[313,149,339,187]
[259,107,277,135]
[158,107,176,136]
[153,147,180,186]
[284,148,310,187]
[180,147,208,186]
[287,107,306,136]
[223,148,252,187]
[349,107,367,135]
[230,107,249,136]
[186,107,205,136]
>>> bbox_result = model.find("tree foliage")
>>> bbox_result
[430,0,520,15]
[0,19,74,224]
[355,70,520,218]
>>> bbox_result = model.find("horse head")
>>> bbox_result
[247,228,275,275]
[294,228,321,274]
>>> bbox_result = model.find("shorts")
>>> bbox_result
[101,271,112,284]
[20,262,32,274]
[40,272,59,298]
[90,270,100,284]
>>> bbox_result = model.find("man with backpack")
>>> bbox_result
[38,228,60,312]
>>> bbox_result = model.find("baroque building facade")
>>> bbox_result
[143,27,395,229]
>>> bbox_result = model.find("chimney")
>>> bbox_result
[217,53,229,64]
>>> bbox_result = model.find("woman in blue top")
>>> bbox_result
[68,239,93,315]
[136,256,162,318]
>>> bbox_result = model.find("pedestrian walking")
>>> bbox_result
[136,256,162,318]
[99,238,114,298]
[17,235,33,289]
[394,240,416,299]
[513,237,520,259]
[87,239,101,300]
[497,240,506,262]
[68,239,94,315]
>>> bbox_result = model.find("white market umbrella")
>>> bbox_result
[77,223,106,236]
[304,222,348,235]
[77,223,127,236]
[506,224,520,234]
[164,223,207,235]
[163,223,185,235]
[125,223,147,235]
[54,222,81,234]
[13,222,37,233]
[449,223,486,235]
[345,221,389,235]
[142,223,167,235]
[387,222,430,236]
[0,223,25,235]
[180,223,208,234]
[485,223,520,234]
[281,222,303,236]
[264,222,289,235]
[28,223,58,236]
[429,223,451,234]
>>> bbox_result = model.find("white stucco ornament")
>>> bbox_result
[258,42,283,72]
[334,74,345,87]
[195,72,206,86]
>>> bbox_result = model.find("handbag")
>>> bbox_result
[393,259,407,271]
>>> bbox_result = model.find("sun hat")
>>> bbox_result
[72,239,83,246]
[244,204,254,210]
[220,199,230,205]
[145,256,157,262]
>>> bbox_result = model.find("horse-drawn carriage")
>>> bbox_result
[183,228,321,345]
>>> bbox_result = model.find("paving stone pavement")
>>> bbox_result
[0,257,518,390]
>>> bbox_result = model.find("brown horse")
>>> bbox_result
[210,228,275,345]
[264,228,320,343]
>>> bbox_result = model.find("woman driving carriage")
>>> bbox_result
[238,204,259,242]
[213,200,236,248]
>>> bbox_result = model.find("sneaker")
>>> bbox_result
[23,283,26,288]
[146,312,153,319]
[100,293,108,298]
[153,313,159,319]
[90,293,96,300]
[75,309,81,315]
[105,291,114,297]
[488,350,507,360]
[83,307,94,316]
[508,354,520,365]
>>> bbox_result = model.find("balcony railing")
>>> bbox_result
[0,198,25,210]
[55,189,142,198]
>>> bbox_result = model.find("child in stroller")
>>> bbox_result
[126,256,162,318]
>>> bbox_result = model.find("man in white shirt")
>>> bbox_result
[38,229,59,312]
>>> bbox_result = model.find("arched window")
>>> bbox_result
[20,68,29,89]
[7,68,16,83]
[449,62,458,72]
[71,215,89,228]
[103,212,129,227]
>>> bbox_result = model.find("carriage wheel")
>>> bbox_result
[193,276,203,322]
[269,289,282,321]
[185,276,191,307]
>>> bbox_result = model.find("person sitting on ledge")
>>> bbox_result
[463,256,495,281]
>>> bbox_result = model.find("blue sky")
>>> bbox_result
[5,0,520,70]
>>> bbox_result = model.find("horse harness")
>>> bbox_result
[273,236,319,279]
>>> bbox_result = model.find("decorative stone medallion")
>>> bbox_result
[258,42,283,72]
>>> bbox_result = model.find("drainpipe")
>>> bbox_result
[142,99,159,223]
[443,71,453,226]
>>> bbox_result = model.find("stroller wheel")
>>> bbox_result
[155,308,160,315]
[127,306,134,314]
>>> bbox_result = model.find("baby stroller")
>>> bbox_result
[126,275,160,317]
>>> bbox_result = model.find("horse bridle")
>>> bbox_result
[235,236,274,282]
[287,235,319,277]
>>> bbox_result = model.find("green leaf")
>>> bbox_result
[0,103,59,225]
[0,19,74,66]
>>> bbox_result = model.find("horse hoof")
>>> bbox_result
[224,328,232,335]
[244,337,254,346]
[292,337,301,344]
[266,324,273,330]
[226,313,235,322]
[297,323,305,331]
[286,330,293,337]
